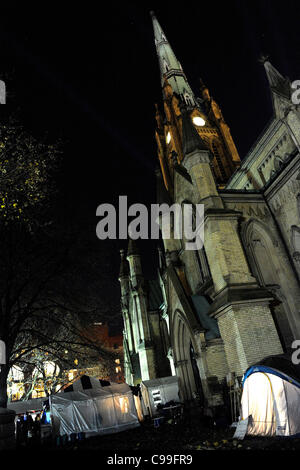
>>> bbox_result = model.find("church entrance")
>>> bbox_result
[172,310,204,402]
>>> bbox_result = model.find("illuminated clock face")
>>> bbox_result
[193,116,205,127]
[166,131,171,144]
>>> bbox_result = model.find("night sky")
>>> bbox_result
[0,1,299,332]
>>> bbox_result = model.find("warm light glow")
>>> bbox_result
[115,358,120,364]
[193,116,205,127]
[166,131,171,144]
[119,396,129,413]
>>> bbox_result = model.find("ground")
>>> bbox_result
[15,408,300,453]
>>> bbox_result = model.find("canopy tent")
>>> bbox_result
[8,397,45,415]
[50,375,140,437]
[238,354,300,437]
[140,376,180,417]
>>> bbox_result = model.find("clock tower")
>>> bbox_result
[151,11,241,191]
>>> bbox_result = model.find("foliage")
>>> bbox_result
[0,118,61,228]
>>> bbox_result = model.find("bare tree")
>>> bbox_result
[0,119,120,407]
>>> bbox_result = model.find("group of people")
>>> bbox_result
[16,410,47,447]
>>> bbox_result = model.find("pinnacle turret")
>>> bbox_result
[119,249,130,278]
[263,60,290,99]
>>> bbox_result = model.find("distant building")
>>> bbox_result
[118,13,300,408]
[7,324,124,401]
[81,323,124,383]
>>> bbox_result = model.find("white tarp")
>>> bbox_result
[8,397,45,415]
[240,371,300,437]
[140,376,180,417]
[50,379,140,437]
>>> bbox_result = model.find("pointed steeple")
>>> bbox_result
[151,11,196,106]
[263,60,290,99]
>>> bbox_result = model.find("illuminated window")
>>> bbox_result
[115,358,120,364]
[166,131,171,144]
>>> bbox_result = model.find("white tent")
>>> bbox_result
[8,397,45,415]
[50,375,140,437]
[237,355,300,437]
[140,376,180,417]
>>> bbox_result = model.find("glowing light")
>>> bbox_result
[119,396,129,413]
[166,131,171,144]
[193,116,205,127]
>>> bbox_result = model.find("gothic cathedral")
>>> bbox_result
[119,12,300,407]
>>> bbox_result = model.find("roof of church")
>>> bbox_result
[264,60,290,99]
[146,278,164,311]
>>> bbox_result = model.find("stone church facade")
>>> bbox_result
[118,13,300,407]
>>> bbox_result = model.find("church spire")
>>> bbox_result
[150,11,196,106]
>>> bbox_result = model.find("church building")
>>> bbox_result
[118,12,300,407]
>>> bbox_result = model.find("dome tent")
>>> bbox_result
[238,354,300,437]
[50,375,140,437]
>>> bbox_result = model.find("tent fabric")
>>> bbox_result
[63,374,110,392]
[8,397,45,415]
[140,376,180,417]
[245,353,300,384]
[50,376,140,436]
[240,354,300,437]
[243,365,300,389]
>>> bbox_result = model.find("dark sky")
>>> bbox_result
[0,1,299,331]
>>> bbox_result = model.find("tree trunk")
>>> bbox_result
[0,363,9,408]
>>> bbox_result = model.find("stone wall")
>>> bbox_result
[216,302,283,376]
